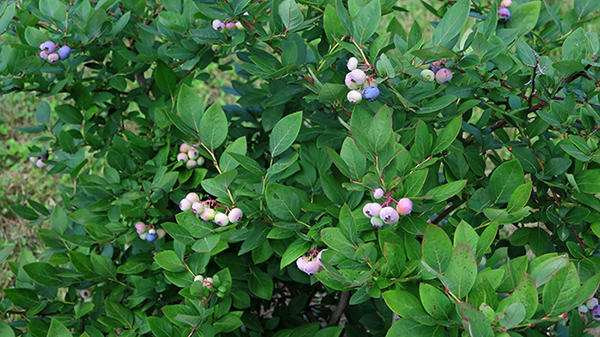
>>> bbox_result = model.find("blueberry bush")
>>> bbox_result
[2,0,600,335]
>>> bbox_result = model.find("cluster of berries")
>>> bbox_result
[193,275,214,289]
[498,0,512,23]
[178,143,204,170]
[420,60,453,85]
[135,222,166,242]
[29,152,49,168]
[179,192,244,226]
[578,297,600,321]
[363,188,413,228]
[345,57,380,104]
[296,249,325,275]
[38,41,72,64]
[212,19,244,32]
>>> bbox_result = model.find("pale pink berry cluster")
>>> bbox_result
[193,275,214,289]
[345,57,378,104]
[135,221,165,242]
[296,249,325,275]
[179,193,243,226]
[29,152,49,168]
[579,296,600,321]
[212,19,244,32]
[177,143,204,169]
[363,189,413,228]
[38,41,72,64]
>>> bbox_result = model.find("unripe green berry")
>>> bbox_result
[421,69,435,82]
[347,90,362,104]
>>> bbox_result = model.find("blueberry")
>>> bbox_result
[57,46,71,60]
[498,8,511,23]
[361,86,380,102]
[146,229,157,242]
[39,41,56,53]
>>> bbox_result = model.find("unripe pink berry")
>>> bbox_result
[347,57,358,71]
[316,249,326,265]
[303,260,320,275]
[296,256,308,271]
[47,53,59,64]
[214,212,229,226]
[396,198,413,216]
[177,153,188,162]
[179,198,192,211]
[156,229,166,239]
[347,90,362,104]
[228,208,243,223]
[435,68,453,84]
[212,19,225,31]
[345,73,361,90]
[196,157,205,166]
[194,275,204,282]
[200,208,216,221]
[191,202,205,214]
[203,277,213,288]
[371,217,384,228]
[500,0,512,7]
[349,69,367,85]
[380,207,399,225]
[186,192,200,203]
[36,159,47,168]
[180,143,191,153]
[373,188,384,199]
[188,148,199,160]
[186,160,197,169]
[226,22,236,31]
[39,51,48,60]
[135,222,146,234]
[363,203,382,218]
[586,298,599,309]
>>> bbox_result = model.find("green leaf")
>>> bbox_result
[279,0,304,32]
[36,101,51,125]
[155,60,177,96]
[321,227,356,259]
[419,283,453,320]
[270,111,302,157]
[340,137,366,181]
[488,160,525,204]
[431,0,469,47]
[476,221,498,261]
[418,95,457,114]
[238,229,268,256]
[323,5,345,44]
[530,254,569,288]
[382,290,436,326]
[50,206,69,235]
[506,182,531,213]
[91,254,117,279]
[575,0,600,21]
[191,234,221,253]
[505,1,541,37]
[265,183,300,221]
[23,262,63,286]
[402,169,428,198]
[444,241,477,298]
[10,204,39,221]
[177,84,205,137]
[0,321,14,337]
[47,318,71,337]
[351,0,381,46]
[3,288,39,308]
[162,222,196,245]
[249,267,273,300]
[106,300,134,328]
[575,170,600,194]
[228,152,265,176]
[74,302,94,319]
[458,302,494,337]
[422,224,452,273]
[432,116,461,155]
[383,242,406,278]
[220,137,247,172]
[424,180,467,202]
[154,251,186,272]
[368,105,392,152]
[411,120,431,162]
[454,221,479,254]
[543,262,580,315]
[280,238,312,269]
[338,204,357,244]
[0,244,15,265]
[386,318,446,337]
[199,103,228,151]
[147,316,174,337]
[497,273,538,321]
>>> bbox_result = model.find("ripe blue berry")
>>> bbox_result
[57,46,71,60]
[39,41,56,53]
[361,86,380,102]
[146,229,157,242]
[498,8,511,23]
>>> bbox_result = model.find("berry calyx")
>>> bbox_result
[80,289,91,299]
[396,198,413,216]
[380,207,399,225]
[421,69,435,82]
[347,90,362,104]
[435,68,453,84]
[228,208,243,223]
[212,19,225,31]
[47,53,59,64]
[363,203,382,218]
[39,41,56,53]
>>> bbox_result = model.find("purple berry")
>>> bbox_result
[57,46,71,60]
[498,8,511,23]
[39,41,56,53]
[361,86,380,102]
[435,68,453,84]
[591,304,600,321]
